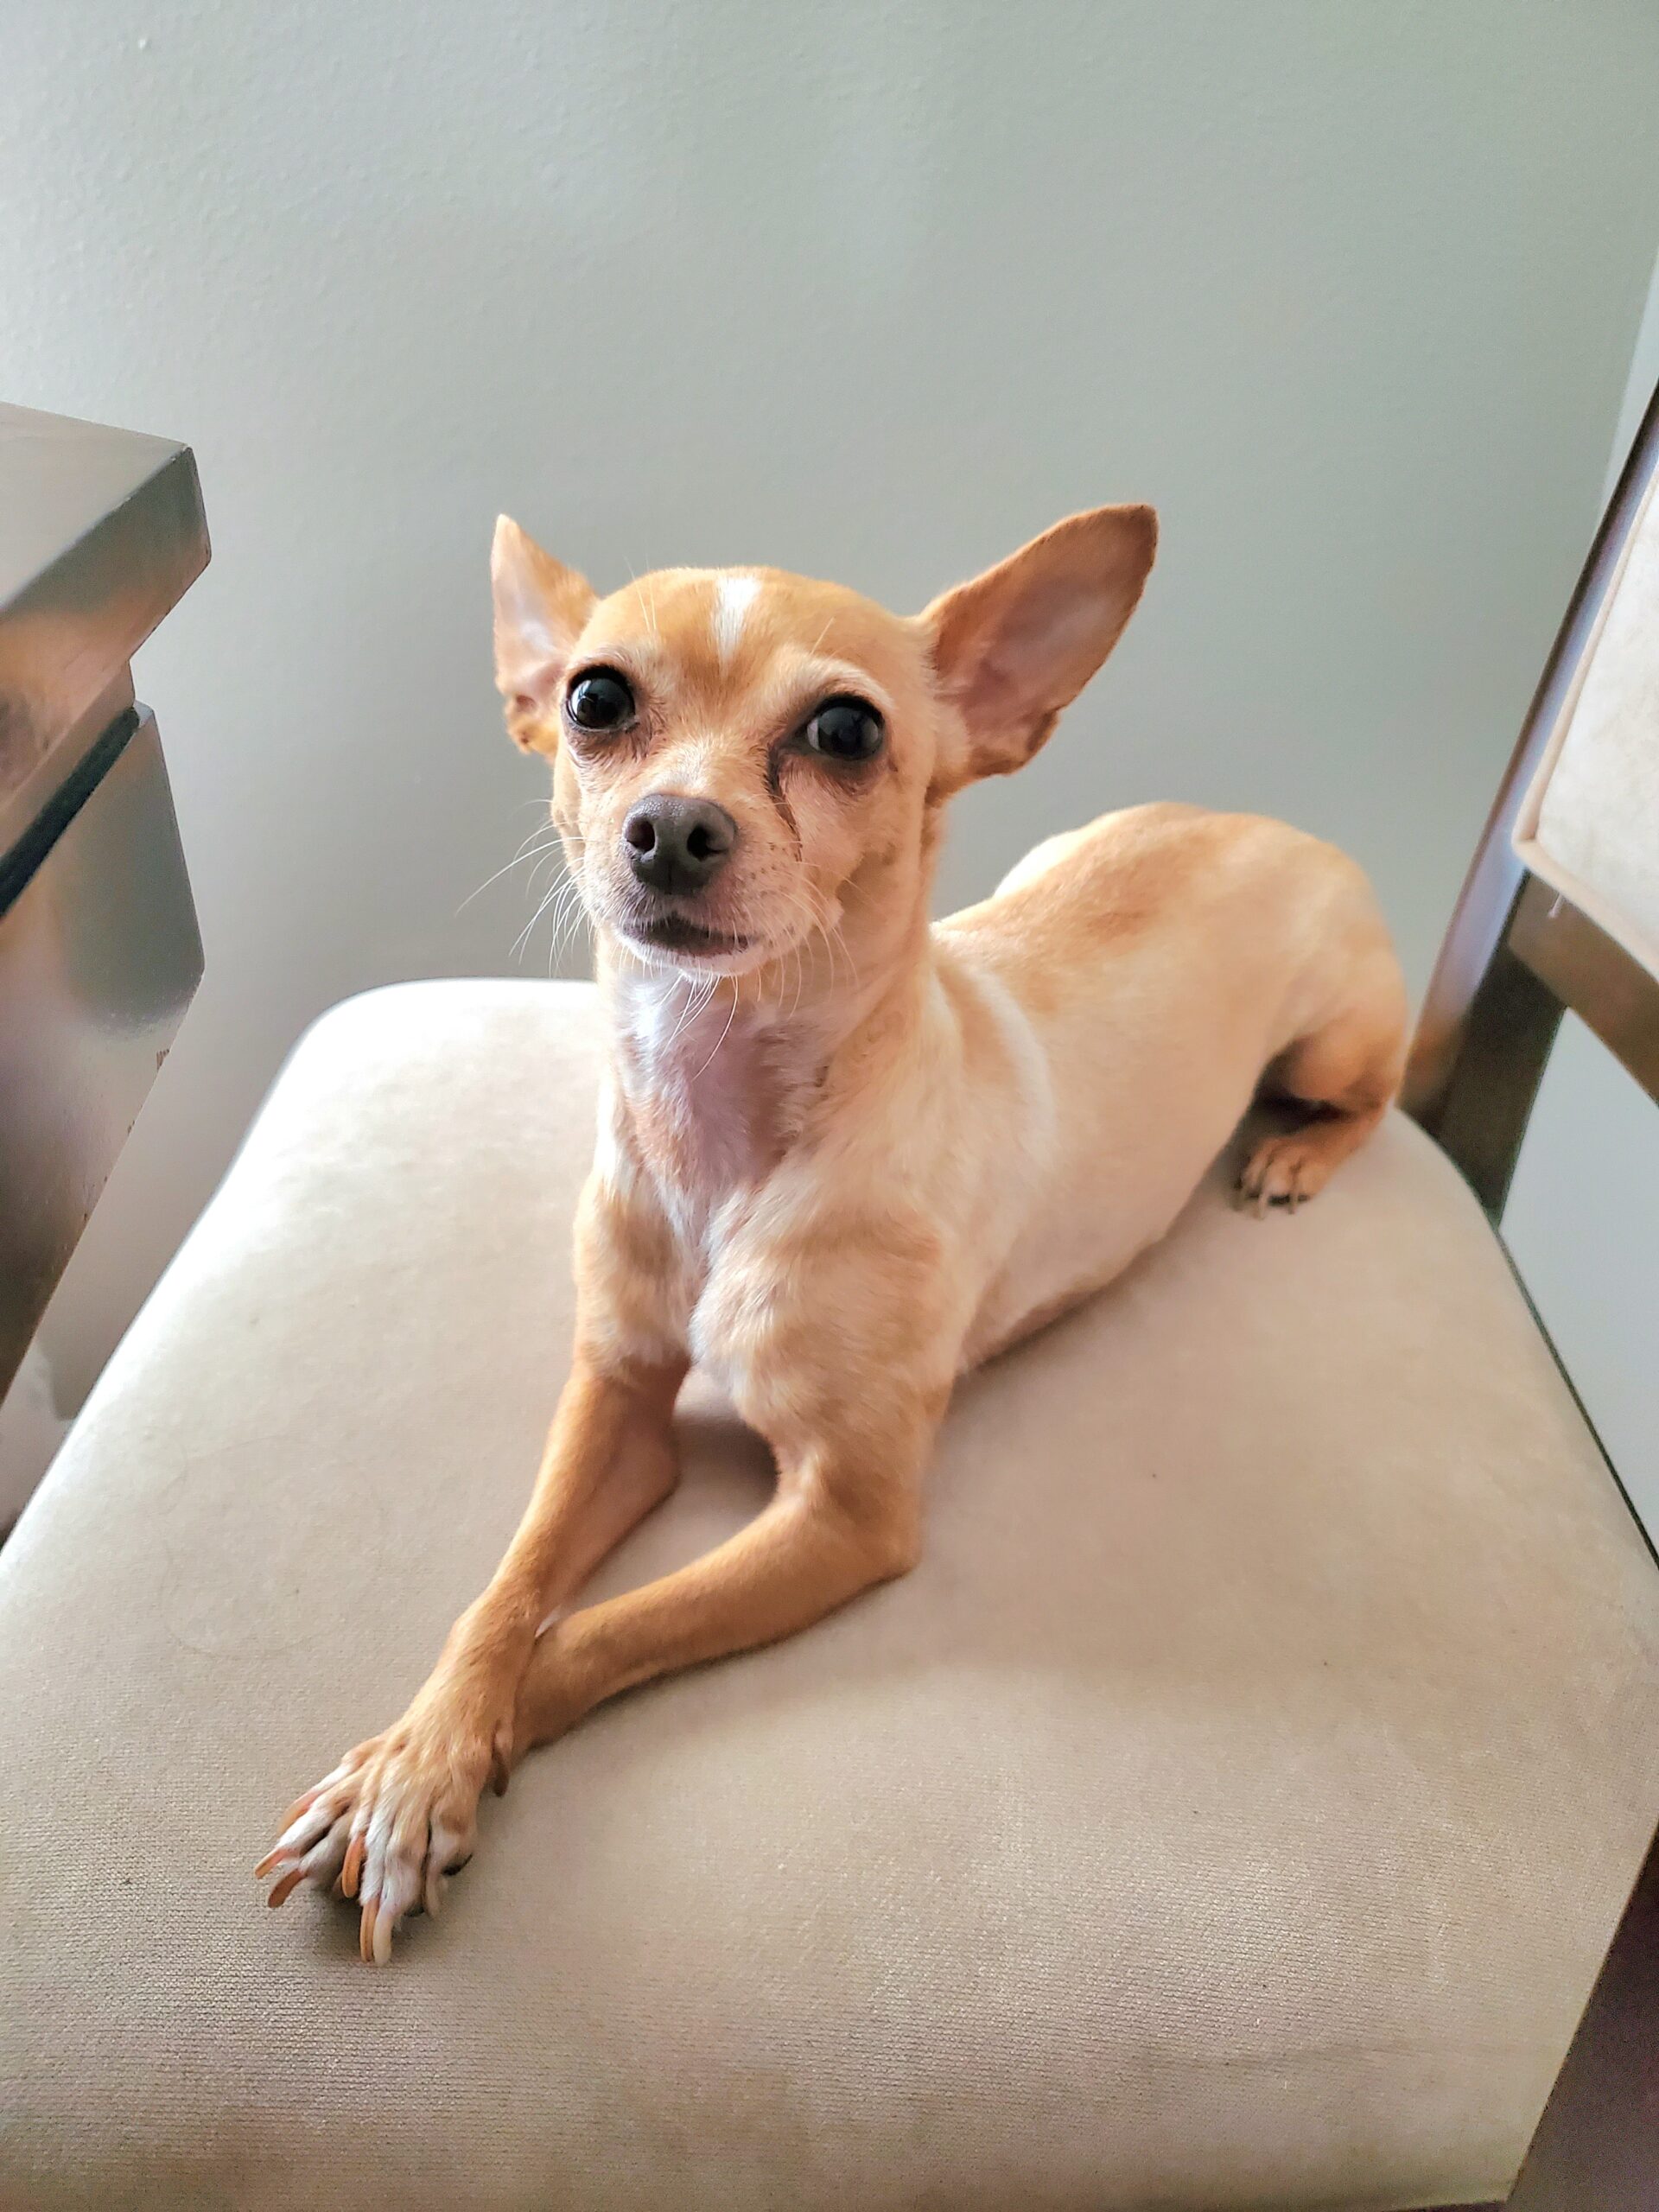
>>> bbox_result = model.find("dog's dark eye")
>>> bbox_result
[566,670,635,733]
[804,696,884,762]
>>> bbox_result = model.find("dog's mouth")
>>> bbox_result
[605,879,813,976]
[620,909,755,961]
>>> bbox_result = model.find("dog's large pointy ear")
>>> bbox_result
[492,516,597,753]
[920,504,1157,789]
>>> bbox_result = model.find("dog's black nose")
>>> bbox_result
[623,795,738,896]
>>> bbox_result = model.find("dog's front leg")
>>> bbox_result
[512,1386,943,1753]
[256,1346,683,1956]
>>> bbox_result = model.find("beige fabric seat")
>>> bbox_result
[3,978,1657,2212]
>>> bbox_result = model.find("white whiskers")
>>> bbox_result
[689,983,741,1084]
[456,812,563,915]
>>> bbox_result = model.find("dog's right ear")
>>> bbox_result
[492,517,597,754]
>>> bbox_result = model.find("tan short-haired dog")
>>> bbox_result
[259,506,1408,1960]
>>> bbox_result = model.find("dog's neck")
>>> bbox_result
[596,886,933,1213]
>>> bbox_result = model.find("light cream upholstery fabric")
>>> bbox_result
[3,980,1658,2212]
[1514,460,1659,979]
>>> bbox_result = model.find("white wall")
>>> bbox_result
[4,1,1659,1419]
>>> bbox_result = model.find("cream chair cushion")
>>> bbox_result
[1514,459,1659,978]
[3,980,1657,2212]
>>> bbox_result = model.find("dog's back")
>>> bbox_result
[943,804,1408,1362]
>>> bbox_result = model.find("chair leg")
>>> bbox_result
[1503,1817,1659,2210]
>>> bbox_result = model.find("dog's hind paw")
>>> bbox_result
[1236,1132,1330,1216]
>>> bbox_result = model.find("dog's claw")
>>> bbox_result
[340,1834,365,1899]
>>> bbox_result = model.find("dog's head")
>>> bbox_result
[492,505,1156,982]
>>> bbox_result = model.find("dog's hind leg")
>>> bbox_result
[1238,946,1408,1213]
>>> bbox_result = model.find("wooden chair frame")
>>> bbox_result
[1402,378,1659,2211]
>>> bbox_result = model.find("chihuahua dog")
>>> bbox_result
[258,505,1407,1959]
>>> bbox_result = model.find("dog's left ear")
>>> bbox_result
[492,515,597,754]
[920,504,1156,789]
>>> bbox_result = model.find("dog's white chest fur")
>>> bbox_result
[610,975,779,1243]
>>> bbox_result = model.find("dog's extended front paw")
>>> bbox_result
[256,1694,513,1962]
